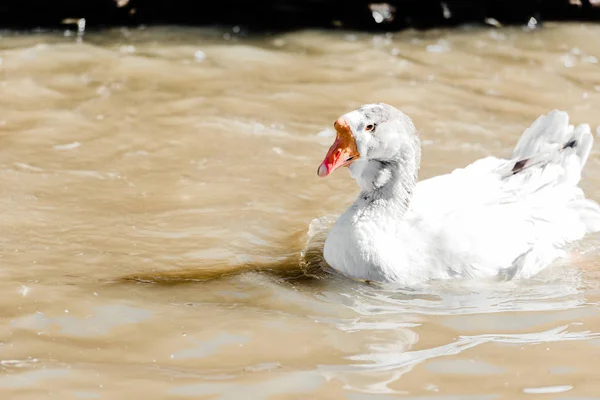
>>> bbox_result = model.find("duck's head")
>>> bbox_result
[317,103,418,178]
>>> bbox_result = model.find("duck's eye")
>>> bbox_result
[365,124,375,132]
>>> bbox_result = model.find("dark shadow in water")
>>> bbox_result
[120,255,327,285]
[116,227,343,287]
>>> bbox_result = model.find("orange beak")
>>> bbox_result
[317,118,360,177]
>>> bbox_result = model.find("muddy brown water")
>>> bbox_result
[1,22,600,399]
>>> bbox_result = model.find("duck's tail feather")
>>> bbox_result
[506,110,592,183]
[499,110,600,234]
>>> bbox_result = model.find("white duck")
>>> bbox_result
[317,103,600,284]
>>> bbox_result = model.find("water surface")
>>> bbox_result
[1,23,600,399]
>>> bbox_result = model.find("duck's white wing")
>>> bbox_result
[410,110,600,279]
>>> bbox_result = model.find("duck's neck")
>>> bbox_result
[349,146,421,219]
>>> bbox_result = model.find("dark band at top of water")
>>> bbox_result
[3,0,600,32]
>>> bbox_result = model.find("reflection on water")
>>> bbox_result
[1,22,600,399]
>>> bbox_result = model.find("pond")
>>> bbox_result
[1,22,600,398]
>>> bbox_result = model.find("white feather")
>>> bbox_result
[323,109,600,284]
